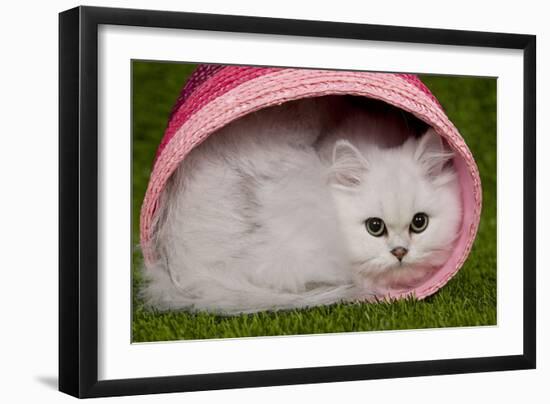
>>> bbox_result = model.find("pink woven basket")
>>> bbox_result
[140,64,482,301]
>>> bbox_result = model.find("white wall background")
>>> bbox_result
[0,0,545,402]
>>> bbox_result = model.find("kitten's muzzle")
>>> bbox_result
[390,247,408,262]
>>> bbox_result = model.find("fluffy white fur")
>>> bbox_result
[141,97,462,314]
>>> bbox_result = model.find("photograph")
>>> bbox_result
[55,4,537,399]
[132,62,497,342]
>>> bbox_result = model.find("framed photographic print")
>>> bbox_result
[59,5,536,398]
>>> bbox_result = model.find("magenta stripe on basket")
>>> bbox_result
[155,66,281,163]
[168,64,224,120]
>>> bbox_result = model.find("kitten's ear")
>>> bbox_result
[329,140,369,188]
[415,128,455,177]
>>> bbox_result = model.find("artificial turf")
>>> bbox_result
[131,61,497,342]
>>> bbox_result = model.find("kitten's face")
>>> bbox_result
[329,130,462,294]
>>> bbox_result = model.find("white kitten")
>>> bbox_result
[141,97,462,314]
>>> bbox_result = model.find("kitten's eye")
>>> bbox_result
[410,213,429,233]
[365,217,386,237]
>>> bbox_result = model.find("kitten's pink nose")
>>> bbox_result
[391,247,408,261]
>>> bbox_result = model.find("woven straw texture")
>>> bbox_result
[140,65,482,301]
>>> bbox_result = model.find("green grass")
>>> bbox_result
[132,61,497,342]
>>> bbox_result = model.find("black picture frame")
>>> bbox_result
[59,5,536,398]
